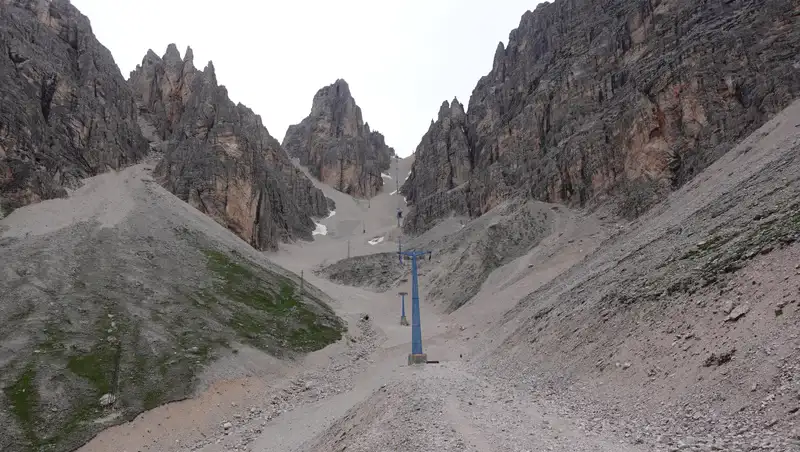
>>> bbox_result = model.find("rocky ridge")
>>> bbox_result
[401,0,800,234]
[0,160,344,452]
[283,79,395,198]
[129,45,333,251]
[0,0,148,216]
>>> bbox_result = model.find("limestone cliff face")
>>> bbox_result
[402,99,472,233]
[402,0,800,233]
[129,46,332,250]
[0,0,148,216]
[283,79,395,198]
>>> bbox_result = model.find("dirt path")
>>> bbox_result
[299,360,648,452]
[194,185,644,451]
[68,155,647,452]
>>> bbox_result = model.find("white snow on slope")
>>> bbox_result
[368,236,385,245]
[312,223,328,236]
[326,210,336,219]
[381,173,392,179]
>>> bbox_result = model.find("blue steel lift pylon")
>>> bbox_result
[398,249,432,365]
[398,291,409,326]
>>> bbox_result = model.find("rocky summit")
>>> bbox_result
[0,0,148,217]
[129,45,333,251]
[283,79,396,198]
[401,0,800,234]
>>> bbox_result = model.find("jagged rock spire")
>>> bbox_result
[283,79,396,198]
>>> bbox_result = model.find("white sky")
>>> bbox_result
[71,0,543,157]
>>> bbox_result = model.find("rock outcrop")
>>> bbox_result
[401,98,472,233]
[401,0,800,234]
[283,79,395,198]
[129,46,332,250]
[0,0,148,216]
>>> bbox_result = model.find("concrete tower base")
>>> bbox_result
[400,316,409,326]
[408,353,427,365]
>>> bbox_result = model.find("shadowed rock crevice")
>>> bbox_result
[39,74,57,122]
[283,79,396,198]
[129,46,333,250]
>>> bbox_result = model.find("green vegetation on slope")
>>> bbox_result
[1,243,343,452]
[4,364,39,447]
[667,200,800,294]
[202,249,343,352]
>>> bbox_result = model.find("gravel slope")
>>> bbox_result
[7,101,800,452]
[0,155,343,452]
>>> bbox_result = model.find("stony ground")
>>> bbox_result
[6,103,800,451]
[0,155,343,452]
[317,199,563,312]
[475,100,800,452]
[68,148,641,452]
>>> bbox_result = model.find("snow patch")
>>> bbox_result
[390,190,398,196]
[404,171,411,181]
[312,222,328,236]
[381,173,392,179]
[326,210,336,219]
[368,236,385,245]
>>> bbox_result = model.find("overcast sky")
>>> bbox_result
[71,0,542,157]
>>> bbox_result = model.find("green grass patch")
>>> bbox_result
[2,364,94,451]
[228,310,271,347]
[40,324,67,354]
[4,364,39,448]
[288,321,344,349]
[143,388,164,411]
[39,403,98,451]
[661,203,800,297]
[202,249,343,352]
[682,233,735,259]
[703,207,800,274]
[67,347,118,395]
[67,314,123,396]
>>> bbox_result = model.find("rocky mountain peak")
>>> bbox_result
[283,79,395,198]
[164,43,182,64]
[0,0,148,215]
[203,60,216,80]
[438,98,466,120]
[437,100,452,118]
[401,0,800,234]
[329,78,352,98]
[310,78,354,116]
[129,46,332,250]
[184,46,195,65]
[492,41,505,64]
